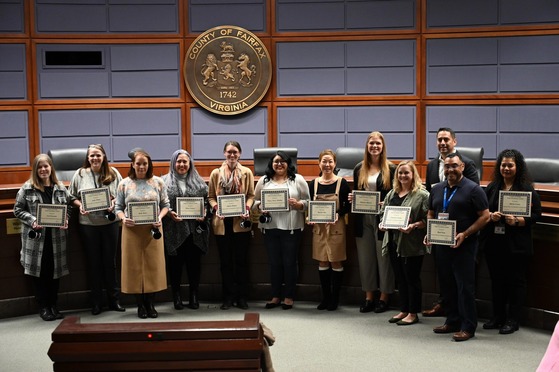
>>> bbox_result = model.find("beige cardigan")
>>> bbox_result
[208,163,255,235]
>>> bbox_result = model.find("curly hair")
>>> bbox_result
[263,150,297,182]
[492,149,532,188]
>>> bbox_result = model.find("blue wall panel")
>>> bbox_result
[40,110,111,137]
[111,71,180,97]
[109,4,178,32]
[0,111,28,166]
[0,44,26,100]
[189,0,266,33]
[39,72,110,98]
[36,3,108,33]
[190,107,267,161]
[276,0,416,32]
[0,1,24,33]
[500,0,559,25]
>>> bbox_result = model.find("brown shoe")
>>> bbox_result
[422,303,445,317]
[453,330,474,342]
[433,324,460,334]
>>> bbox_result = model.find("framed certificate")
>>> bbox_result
[498,190,532,217]
[351,191,381,214]
[217,194,246,217]
[37,204,67,228]
[381,206,412,229]
[308,201,336,223]
[427,219,456,246]
[80,187,111,212]
[176,197,205,219]
[261,189,289,211]
[128,201,158,225]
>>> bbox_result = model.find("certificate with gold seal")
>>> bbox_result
[427,219,456,246]
[217,194,246,217]
[176,197,205,219]
[308,201,336,223]
[37,204,67,228]
[351,191,381,214]
[261,189,289,211]
[498,190,532,217]
[80,187,111,212]
[381,206,411,229]
[128,201,158,225]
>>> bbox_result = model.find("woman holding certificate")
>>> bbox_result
[253,150,310,310]
[69,144,124,315]
[379,161,429,325]
[162,149,209,311]
[208,141,255,310]
[309,149,351,311]
[14,154,71,321]
[480,149,541,334]
[351,131,396,314]
[115,150,170,319]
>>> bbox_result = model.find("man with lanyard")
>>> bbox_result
[425,153,489,342]
[423,127,480,317]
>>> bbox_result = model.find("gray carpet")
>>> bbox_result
[0,301,552,372]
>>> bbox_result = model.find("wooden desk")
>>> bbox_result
[48,313,264,371]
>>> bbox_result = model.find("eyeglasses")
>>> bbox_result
[273,160,287,165]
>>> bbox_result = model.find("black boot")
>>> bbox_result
[173,290,184,310]
[136,294,147,319]
[51,304,64,319]
[108,290,125,312]
[144,293,158,318]
[328,269,343,311]
[317,268,332,310]
[187,289,200,310]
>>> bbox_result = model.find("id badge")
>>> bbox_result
[438,212,449,220]
[494,224,505,235]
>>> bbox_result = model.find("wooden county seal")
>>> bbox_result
[184,25,272,115]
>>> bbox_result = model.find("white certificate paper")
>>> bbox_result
[176,197,205,219]
[498,190,532,217]
[427,219,456,246]
[80,187,111,212]
[308,201,336,223]
[217,194,246,217]
[261,189,289,211]
[351,191,381,214]
[37,204,67,228]
[381,206,411,229]
[128,201,158,225]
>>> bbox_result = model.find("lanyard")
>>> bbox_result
[91,170,99,189]
[443,187,457,213]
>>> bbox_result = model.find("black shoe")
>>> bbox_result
[220,299,233,310]
[173,292,184,310]
[145,303,158,318]
[359,299,376,313]
[51,306,64,319]
[91,304,102,316]
[317,300,329,310]
[137,305,148,319]
[483,319,503,330]
[499,320,519,335]
[237,298,249,310]
[374,300,388,313]
[109,301,125,312]
[265,302,281,309]
[187,291,200,310]
[282,303,293,310]
[39,307,56,321]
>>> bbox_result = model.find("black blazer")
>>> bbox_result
[425,150,480,191]
[352,161,396,238]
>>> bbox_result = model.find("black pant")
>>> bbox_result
[263,228,301,299]
[33,230,59,308]
[214,218,251,301]
[388,242,424,314]
[167,234,202,292]
[484,247,529,322]
[79,223,120,307]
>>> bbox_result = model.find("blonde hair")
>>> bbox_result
[392,161,423,194]
[30,154,60,191]
[358,131,392,190]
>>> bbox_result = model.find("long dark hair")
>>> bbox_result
[263,150,296,182]
[492,149,532,189]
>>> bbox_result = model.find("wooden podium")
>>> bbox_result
[47,313,264,371]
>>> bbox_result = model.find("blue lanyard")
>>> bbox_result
[443,187,457,213]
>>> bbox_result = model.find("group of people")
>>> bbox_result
[14,130,541,343]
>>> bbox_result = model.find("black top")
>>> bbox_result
[309,178,351,216]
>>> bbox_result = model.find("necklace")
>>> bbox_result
[320,177,336,184]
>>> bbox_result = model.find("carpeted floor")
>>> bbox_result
[0,301,553,372]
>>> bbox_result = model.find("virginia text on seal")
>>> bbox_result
[184,25,272,115]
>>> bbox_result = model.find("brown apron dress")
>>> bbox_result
[312,177,347,262]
